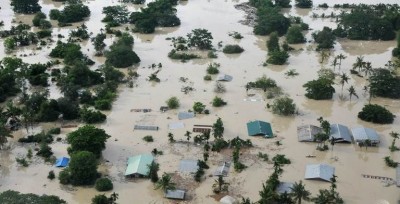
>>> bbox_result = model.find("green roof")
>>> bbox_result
[125,154,154,176]
[247,120,273,137]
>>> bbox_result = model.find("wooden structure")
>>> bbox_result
[397,167,400,187]
[133,125,159,131]
[193,125,212,134]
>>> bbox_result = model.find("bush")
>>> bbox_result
[143,135,154,142]
[222,44,244,54]
[312,27,336,50]
[384,156,398,168]
[271,96,296,115]
[48,170,55,180]
[358,104,395,124]
[36,143,53,159]
[168,49,199,62]
[212,96,227,107]
[36,30,52,39]
[286,25,305,44]
[91,194,108,204]
[94,99,112,110]
[267,50,289,65]
[193,102,206,113]
[203,75,212,81]
[48,127,61,135]
[207,63,220,75]
[80,108,107,124]
[58,168,71,184]
[95,178,113,191]
[295,0,312,8]
[303,77,335,100]
[166,97,180,109]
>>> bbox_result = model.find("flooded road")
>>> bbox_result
[0,0,399,203]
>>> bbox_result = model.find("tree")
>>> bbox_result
[91,195,108,204]
[363,62,373,76]
[368,68,400,99]
[348,86,358,101]
[267,32,280,53]
[290,180,311,204]
[254,8,290,36]
[286,25,306,44]
[91,32,107,56]
[295,0,312,8]
[105,33,140,68]
[389,131,399,152]
[212,96,227,107]
[4,37,16,53]
[184,131,192,143]
[193,102,206,114]
[10,0,41,14]
[352,56,365,72]
[222,44,244,54]
[168,132,175,143]
[274,0,291,8]
[95,178,113,191]
[358,104,395,124]
[67,151,98,185]
[0,190,66,203]
[213,117,224,139]
[187,28,213,50]
[339,73,349,91]
[303,78,335,100]
[267,50,289,65]
[155,173,176,193]
[270,96,296,116]
[50,2,90,24]
[166,97,180,109]
[147,161,160,182]
[80,107,107,124]
[335,54,346,70]
[67,125,111,157]
[212,175,229,193]
[312,27,336,50]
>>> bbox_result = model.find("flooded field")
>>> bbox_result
[0,0,399,203]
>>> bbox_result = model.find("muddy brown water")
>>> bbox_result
[0,0,399,203]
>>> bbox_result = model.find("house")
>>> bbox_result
[178,112,195,120]
[304,164,335,182]
[396,167,400,187]
[169,122,184,130]
[125,154,154,177]
[133,125,159,131]
[330,124,352,143]
[351,127,380,146]
[179,159,199,173]
[213,162,231,177]
[276,182,294,194]
[297,125,322,142]
[165,189,186,200]
[247,120,273,138]
[220,195,238,204]
[55,157,69,167]
[193,125,212,134]
[217,74,233,82]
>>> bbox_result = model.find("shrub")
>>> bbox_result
[36,143,53,159]
[80,108,107,124]
[193,102,206,113]
[143,135,154,142]
[212,96,227,107]
[271,96,296,115]
[295,0,313,8]
[267,50,289,65]
[206,63,220,75]
[358,104,395,124]
[58,168,71,184]
[312,27,336,50]
[95,178,113,191]
[166,97,180,109]
[168,49,200,62]
[48,128,61,135]
[203,75,212,81]
[91,194,108,204]
[222,44,244,54]
[303,77,335,100]
[286,25,305,44]
[48,170,55,180]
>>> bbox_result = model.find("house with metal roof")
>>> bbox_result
[125,154,154,177]
[179,159,199,173]
[178,112,195,120]
[330,124,352,143]
[217,74,233,82]
[305,164,335,182]
[165,189,186,200]
[55,157,69,167]
[213,161,231,177]
[351,127,380,146]
[297,125,322,142]
[247,120,273,138]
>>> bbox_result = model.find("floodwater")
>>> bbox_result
[0,0,399,203]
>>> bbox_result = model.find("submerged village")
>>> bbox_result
[0,0,400,203]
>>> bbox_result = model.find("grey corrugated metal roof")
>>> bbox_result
[165,189,185,200]
[169,122,184,130]
[304,164,335,182]
[217,74,233,82]
[220,195,238,204]
[213,162,231,177]
[297,125,322,142]
[179,159,199,173]
[330,124,352,143]
[134,125,159,131]
[178,112,195,120]
[276,182,294,194]
[396,167,400,187]
[351,127,380,143]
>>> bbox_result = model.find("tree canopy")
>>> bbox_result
[0,190,65,204]
[368,68,400,99]
[312,27,336,50]
[254,7,291,36]
[358,104,395,124]
[10,0,41,14]
[67,125,111,157]
[50,1,90,25]
[303,77,335,100]
[105,33,140,68]
[286,25,306,44]
[62,151,99,185]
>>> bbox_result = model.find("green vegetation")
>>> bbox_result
[80,107,107,124]
[10,0,41,14]
[166,96,180,109]
[266,32,289,65]
[147,161,160,182]
[102,5,129,27]
[251,4,290,36]
[0,190,65,203]
[95,178,114,191]
[222,44,244,54]
[193,102,206,114]
[228,31,243,39]
[155,173,176,193]
[206,63,220,74]
[50,1,90,25]
[303,77,335,100]
[168,49,200,62]
[143,135,154,142]
[130,0,180,33]
[59,151,99,185]
[67,125,111,157]
[48,170,56,180]
[369,69,400,99]
[105,33,140,68]
[286,25,305,44]
[247,75,277,92]
[358,104,395,124]
[295,0,313,8]
[212,96,227,107]
[187,28,213,50]
[312,27,336,50]
[270,96,296,116]
[384,156,398,168]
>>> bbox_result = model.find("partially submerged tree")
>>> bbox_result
[67,125,111,157]
[10,0,41,14]
[155,173,176,193]
[303,77,335,100]
[187,28,213,50]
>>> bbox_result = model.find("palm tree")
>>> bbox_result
[213,175,229,193]
[336,54,346,70]
[331,57,338,71]
[389,131,399,152]
[184,131,191,143]
[353,55,365,72]
[155,173,176,193]
[339,73,349,91]
[290,180,311,204]
[319,50,330,64]
[363,62,373,76]
[147,161,160,183]
[348,86,358,101]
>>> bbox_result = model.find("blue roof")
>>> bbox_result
[55,157,70,167]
